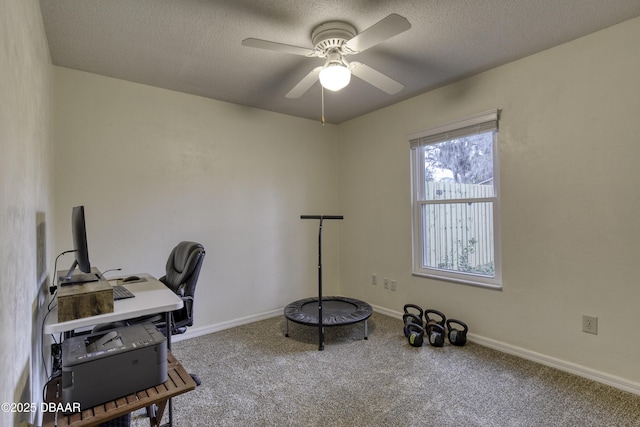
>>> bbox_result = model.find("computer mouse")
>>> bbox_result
[123,275,140,282]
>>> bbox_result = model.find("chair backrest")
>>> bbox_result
[160,241,205,300]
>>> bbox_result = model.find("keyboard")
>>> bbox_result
[112,285,135,301]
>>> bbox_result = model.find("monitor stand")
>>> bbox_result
[59,267,102,286]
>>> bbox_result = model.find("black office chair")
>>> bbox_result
[133,241,206,391]
[95,241,205,336]
[152,241,206,335]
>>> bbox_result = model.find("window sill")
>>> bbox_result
[412,270,502,291]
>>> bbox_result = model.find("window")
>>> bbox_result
[409,110,501,288]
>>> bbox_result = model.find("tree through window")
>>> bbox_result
[423,134,493,185]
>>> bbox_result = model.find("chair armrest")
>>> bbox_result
[182,295,194,318]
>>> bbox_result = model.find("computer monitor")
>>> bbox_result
[60,205,100,285]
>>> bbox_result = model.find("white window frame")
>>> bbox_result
[409,110,502,289]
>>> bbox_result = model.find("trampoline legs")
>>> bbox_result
[285,318,370,341]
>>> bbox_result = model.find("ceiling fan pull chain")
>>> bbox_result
[321,86,325,126]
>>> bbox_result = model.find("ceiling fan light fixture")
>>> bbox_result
[319,63,351,91]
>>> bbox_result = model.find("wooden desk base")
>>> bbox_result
[43,352,196,427]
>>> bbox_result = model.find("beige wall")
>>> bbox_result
[53,68,341,328]
[0,0,53,425]
[338,16,640,385]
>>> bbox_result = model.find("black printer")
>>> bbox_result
[62,322,167,410]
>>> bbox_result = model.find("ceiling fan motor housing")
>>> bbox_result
[311,21,357,54]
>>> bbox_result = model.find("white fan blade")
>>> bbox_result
[242,38,317,57]
[350,62,404,94]
[345,14,411,53]
[286,66,323,98]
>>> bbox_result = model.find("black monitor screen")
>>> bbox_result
[72,205,91,273]
[60,205,99,285]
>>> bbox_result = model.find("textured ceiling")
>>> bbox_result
[40,0,640,124]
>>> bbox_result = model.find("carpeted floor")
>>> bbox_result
[129,312,640,426]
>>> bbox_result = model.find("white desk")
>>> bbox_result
[44,274,183,344]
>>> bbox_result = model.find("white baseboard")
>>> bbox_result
[173,304,640,396]
[371,304,403,320]
[171,308,282,343]
[470,334,640,396]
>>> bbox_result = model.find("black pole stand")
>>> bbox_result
[300,215,343,351]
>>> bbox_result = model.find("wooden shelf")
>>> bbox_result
[43,352,196,427]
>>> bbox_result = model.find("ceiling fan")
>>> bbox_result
[242,14,411,98]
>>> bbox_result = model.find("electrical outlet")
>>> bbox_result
[583,315,598,335]
[390,280,397,291]
[383,278,389,289]
[371,274,377,285]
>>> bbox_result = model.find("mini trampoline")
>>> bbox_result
[284,296,372,339]
[285,215,373,350]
